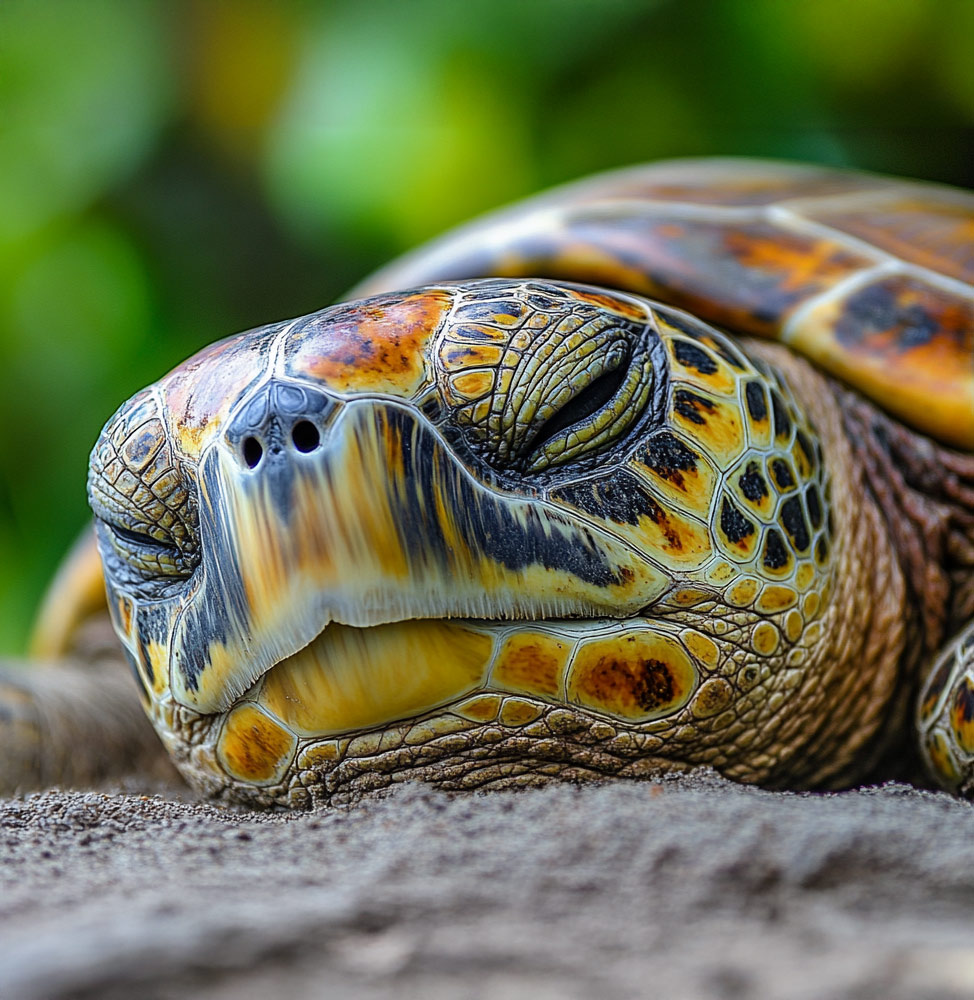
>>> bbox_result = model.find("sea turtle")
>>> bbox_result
[2,158,973,809]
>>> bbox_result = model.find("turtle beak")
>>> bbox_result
[167,384,670,713]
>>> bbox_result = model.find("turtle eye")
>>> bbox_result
[101,518,196,581]
[438,286,660,478]
[525,360,630,458]
[522,346,655,473]
[110,523,172,550]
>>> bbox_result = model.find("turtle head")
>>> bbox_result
[89,280,693,715]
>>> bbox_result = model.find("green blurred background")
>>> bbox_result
[0,0,972,653]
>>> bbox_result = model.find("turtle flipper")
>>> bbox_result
[0,622,168,794]
[918,622,974,794]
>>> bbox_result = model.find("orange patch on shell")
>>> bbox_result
[789,275,974,449]
[802,197,974,285]
[536,217,877,340]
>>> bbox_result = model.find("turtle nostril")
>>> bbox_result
[291,420,320,453]
[242,436,263,469]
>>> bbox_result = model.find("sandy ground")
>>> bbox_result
[4,774,974,1000]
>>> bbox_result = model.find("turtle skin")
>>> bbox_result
[3,159,973,807]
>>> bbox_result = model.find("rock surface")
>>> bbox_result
[3,773,974,999]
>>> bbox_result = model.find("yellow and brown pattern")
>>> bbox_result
[85,277,909,808]
[69,161,974,809]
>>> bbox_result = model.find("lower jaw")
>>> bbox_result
[156,613,710,806]
[185,694,696,810]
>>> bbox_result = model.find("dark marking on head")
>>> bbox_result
[640,431,699,487]
[553,471,662,529]
[738,461,768,503]
[454,301,523,325]
[137,634,155,689]
[720,497,756,546]
[171,455,254,693]
[464,281,523,301]
[674,389,717,425]
[453,324,505,343]
[659,310,745,369]
[780,496,810,552]
[657,310,706,341]
[806,484,822,529]
[815,535,830,565]
[744,381,768,424]
[770,389,791,441]
[763,528,789,570]
[124,646,150,701]
[673,340,718,375]
[385,408,631,587]
[770,458,795,490]
[921,655,953,715]
[952,680,974,726]
[419,394,443,422]
[591,655,676,712]
[794,429,816,472]
[526,292,564,310]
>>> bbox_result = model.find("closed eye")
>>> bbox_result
[525,362,629,456]
[107,521,179,552]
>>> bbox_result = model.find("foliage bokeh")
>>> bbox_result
[0,0,971,652]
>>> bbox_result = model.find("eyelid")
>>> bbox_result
[101,518,195,580]
[109,521,178,552]
[525,352,654,472]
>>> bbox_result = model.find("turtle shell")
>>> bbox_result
[354,159,974,450]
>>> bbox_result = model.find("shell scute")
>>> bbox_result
[797,195,974,285]
[353,159,974,448]
[788,273,973,448]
